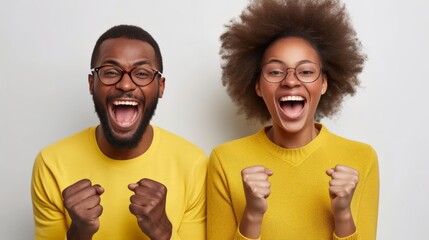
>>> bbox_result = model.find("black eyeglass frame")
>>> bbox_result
[91,65,163,87]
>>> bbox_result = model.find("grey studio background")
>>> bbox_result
[0,0,428,239]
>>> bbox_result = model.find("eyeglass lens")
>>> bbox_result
[97,66,157,86]
[262,62,321,83]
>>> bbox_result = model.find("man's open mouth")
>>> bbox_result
[111,100,139,126]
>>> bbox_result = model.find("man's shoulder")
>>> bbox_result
[41,127,95,154]
[35,127,96,169]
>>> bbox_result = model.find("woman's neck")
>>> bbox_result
[266,123,320,149]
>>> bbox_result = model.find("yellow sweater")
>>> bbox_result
[207,124,379,240]
[32,126,208,240]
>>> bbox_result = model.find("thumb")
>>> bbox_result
[265,168,273,176]
[128,183,139,191]
[93,184,104,195]
[326,168,334,176]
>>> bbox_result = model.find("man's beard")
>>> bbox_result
[92,93,158,149]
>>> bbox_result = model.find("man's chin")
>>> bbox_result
[106,134,141,149]
[93,93,158,150]
[103,125,146,149]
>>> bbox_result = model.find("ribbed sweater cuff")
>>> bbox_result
[234,227,261,240]
[333,231,359,240]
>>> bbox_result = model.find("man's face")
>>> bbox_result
[89,37,165,149]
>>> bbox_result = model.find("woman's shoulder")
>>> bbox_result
[212,129,263,153]
[321,125,378,167]
[324,127,375,153]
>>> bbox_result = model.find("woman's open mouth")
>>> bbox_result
[278,95,306,119]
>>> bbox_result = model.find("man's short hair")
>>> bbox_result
[90,25,163,72]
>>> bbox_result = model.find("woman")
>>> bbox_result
[207,0,379,239]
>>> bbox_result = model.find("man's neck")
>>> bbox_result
[95,125,154,160]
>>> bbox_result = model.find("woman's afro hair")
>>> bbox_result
[220,0,366,122]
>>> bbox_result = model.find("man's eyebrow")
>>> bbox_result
[102,59,120,66]
[133,60,151,67]
[101,59,152,67]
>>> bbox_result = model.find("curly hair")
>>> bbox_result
[220,0,366,122]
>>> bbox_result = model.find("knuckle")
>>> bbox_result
[129,204,136,214]
[149,199,159,207]
[63,198,72,208]
[344,187,350,194]
[155,190,164,199]
[61,190,69,198]
[138,178,148,185]
[89,186,97,195]
[81,178,91,185]
[159,184,167,194]
[242,175,249,182]
[69,205,80,214]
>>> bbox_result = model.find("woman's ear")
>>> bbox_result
[321,74,328,95]
[255,81,262,97]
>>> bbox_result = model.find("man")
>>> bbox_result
[31,25,207,240]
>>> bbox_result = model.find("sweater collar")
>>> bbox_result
[255,123,330,166]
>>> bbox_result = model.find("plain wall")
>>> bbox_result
[0,0,428,239]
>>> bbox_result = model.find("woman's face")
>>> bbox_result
[256,37,327,146]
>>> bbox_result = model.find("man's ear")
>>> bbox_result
[255,81,262,97]
[88,74,94,95]
[158,77,165,98]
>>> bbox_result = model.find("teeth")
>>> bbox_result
[280,96,304,102]
[113,100,138,106]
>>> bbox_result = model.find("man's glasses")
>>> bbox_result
[91,65,162,86]
[261,61,322,83]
